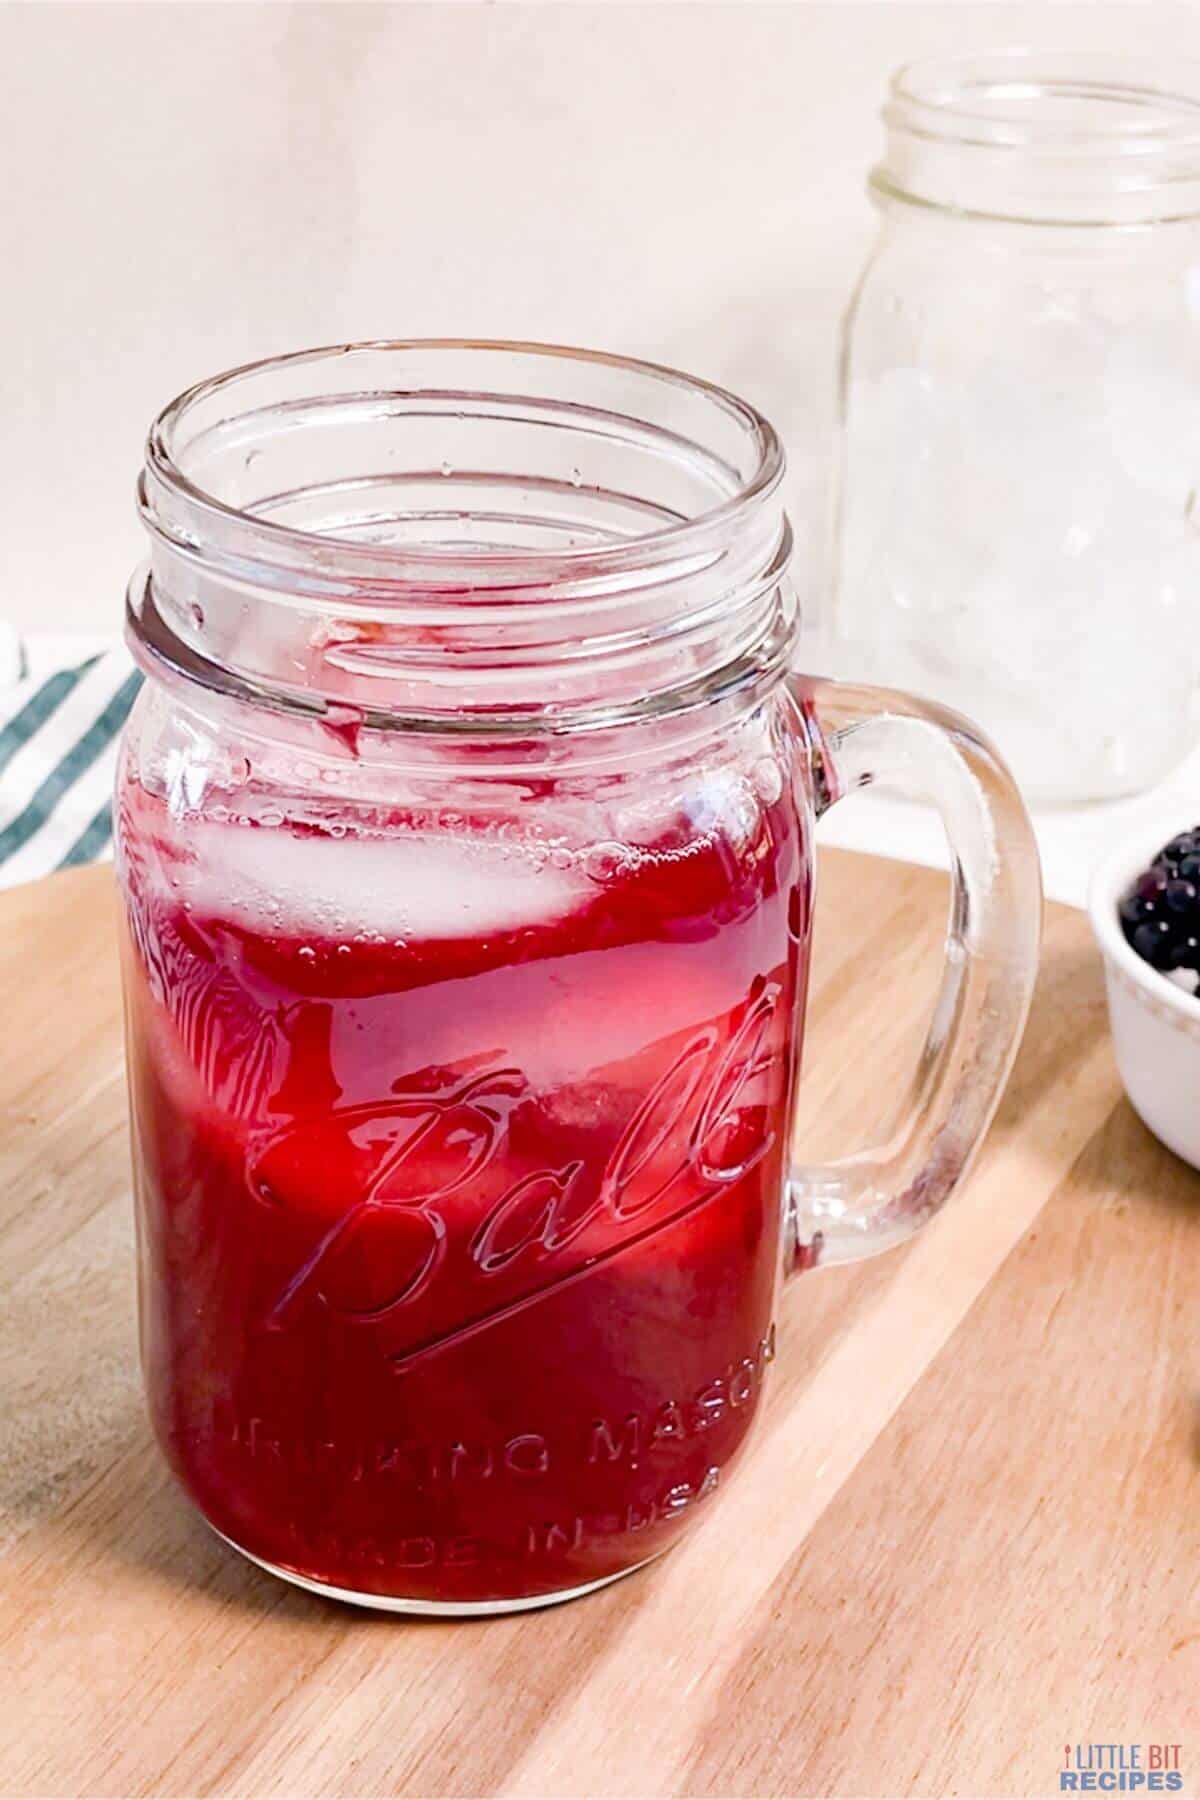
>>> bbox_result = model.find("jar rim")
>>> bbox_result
[143,337,786,585]
[877,51,1200,226]
[886,49,1200,150]
[132,340,795,737]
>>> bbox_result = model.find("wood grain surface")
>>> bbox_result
[0,852,1196,1799]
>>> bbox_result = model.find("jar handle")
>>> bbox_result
[785,678,1042,1271]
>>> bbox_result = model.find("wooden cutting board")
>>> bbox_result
[0,851,1196,1799]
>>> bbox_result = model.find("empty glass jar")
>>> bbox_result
[833,53,1200,803]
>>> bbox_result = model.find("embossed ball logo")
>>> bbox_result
[247,982,782,1368]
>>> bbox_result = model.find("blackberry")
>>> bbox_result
[1121,829,1200,975]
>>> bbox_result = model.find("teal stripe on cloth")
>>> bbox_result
[0,670,143,865]
[57,797,116,871]
[0,656,101,781]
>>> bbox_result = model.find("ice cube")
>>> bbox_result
[154,815,595,942]
[1104,333,1200,502]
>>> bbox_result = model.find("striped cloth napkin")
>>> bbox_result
[0,631,142,890]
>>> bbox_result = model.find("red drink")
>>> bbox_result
[120,339,1040,1613]
[118,757,807,1606]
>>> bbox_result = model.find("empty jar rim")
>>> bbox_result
[875,50,1200,225]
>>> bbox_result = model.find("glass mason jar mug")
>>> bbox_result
[118,342,1040,1614]
[834,53,1200,803]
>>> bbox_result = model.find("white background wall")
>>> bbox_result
[4,0,1196,636]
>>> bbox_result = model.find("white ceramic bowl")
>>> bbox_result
[1089,822,1200,1170]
